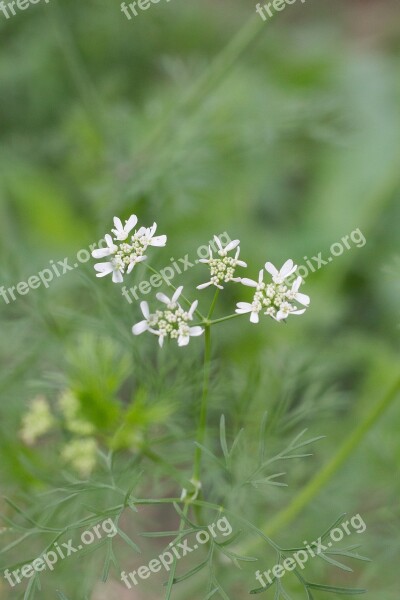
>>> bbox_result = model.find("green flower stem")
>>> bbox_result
[244,375,400,550]
[207,289,220,320]
[194,312,243,328]
[144,264,205,320]
[193,324,212,483]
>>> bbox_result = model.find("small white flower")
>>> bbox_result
[237,261,310,323]
[286,276,310,306]
[111,215,138,241]
[91,234,118,259]
[132,288,203,348]
[197,235,247,290]
[94,259,125,284]
[92,214,167,283]
[156,286,184,310]
[265,259,297,284]
[139,222,168,248]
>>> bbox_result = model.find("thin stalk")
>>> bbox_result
[145,264,205,320]
[208,289,220,320]
[200,313,242,327]
[193,325,212,483]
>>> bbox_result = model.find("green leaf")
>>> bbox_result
[219,415,230,464]
[251,473,288,488]
[250,579,276,594]
[307,583,367,595]
[318,552,353,572]
[167,556,209,584]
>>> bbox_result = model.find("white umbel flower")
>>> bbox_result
[197,235,247,290]
[237,261,310,323]
[92,214,167,283]
[132,288,204,348]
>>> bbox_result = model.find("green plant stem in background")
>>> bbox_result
[139,15,266,159]
[260,375,400,539]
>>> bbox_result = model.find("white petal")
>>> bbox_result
[291,308,306,316]
[148,222,157,237]
[197,281,212,290]
[258,269,265,283]
[237,260,247,267]
[149,235,167,247]
[292,276,303,293]
[178,335,190,347]
[189,300,198,318]
[140,301,150,319]
[113,217,123,232]
[159,335,165,348]
[172,286,183,303]
[156,292,171,305]
[198,259,210,264]
[135,255,147,263]
[241,278,258,288]
[132,320,148,335]
[250,311,260,324]
[112,270,124,284]
[276,311,287,321]
[92,248,113,259]
[231,277,242,283]
[236,302,252,314]
[280,259,294,276]
[214,235,223,252]
[94,262,113,276]
[265,262,278,277]
[125,214,138,233]
[294,293,310,306]
[189,326,204,337]
[127,263,135,274]
[105,234,115,248]
[225,239,240,252]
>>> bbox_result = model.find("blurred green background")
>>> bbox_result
[0,0,399,598]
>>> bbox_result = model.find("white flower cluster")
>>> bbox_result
[236,260,310,323]
[20,396,55,445]
[132,287,204,347]
[92,215,167,283]
[197,236,247,290]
